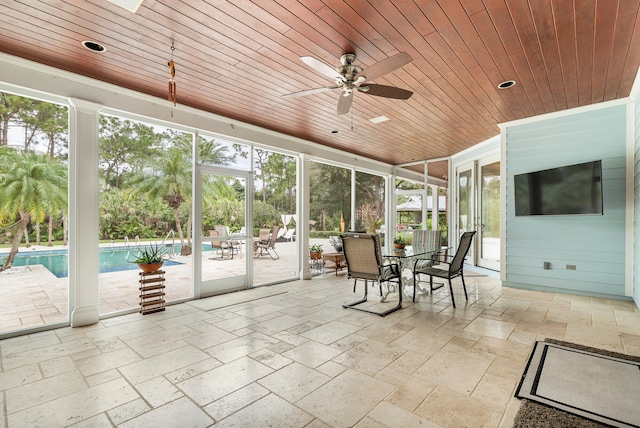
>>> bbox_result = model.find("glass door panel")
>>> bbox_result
[197,168,248,296]
[252,149,298,285]
[457,164,475,263]
[479,159,500,270]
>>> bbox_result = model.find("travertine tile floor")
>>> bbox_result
[1,272,639,427]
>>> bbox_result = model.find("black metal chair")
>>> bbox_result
[412,231,476,308]
[340,233,402,316]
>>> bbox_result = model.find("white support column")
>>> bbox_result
[350,168,357,231]
[299,154,312,279]
[430,184,439,230]
[385,172,394,248]
[68,98,101,327]
[422,161,429,229]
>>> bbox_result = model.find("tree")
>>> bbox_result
[99,116,160,189]
[309,163,351,231]
[0,92,32,146]
[20,101,68,157]
[127,147,193,254]
[0,149,67,270]
[262,153,296,214]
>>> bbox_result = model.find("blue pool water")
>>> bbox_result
[1,245,202,278]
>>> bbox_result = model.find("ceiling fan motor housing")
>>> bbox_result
[337,53,362,80]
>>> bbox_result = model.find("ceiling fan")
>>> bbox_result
[282,52,414,115]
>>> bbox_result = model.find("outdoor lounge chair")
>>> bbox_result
[254,225,280,259]
[282,228,295,242]
[412,231,475,308]
[340,233,402,316]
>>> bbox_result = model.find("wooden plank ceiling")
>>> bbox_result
[1,0,639,179]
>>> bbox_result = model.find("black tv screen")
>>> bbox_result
[514,160,603,216]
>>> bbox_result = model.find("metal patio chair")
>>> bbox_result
[340,233,402,316]
[413,231,476,308]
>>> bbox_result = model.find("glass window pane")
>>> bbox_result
[0,93,69,334]
[481,161,500,262]
[98,114,193,315]
[355,171,385,234]
[252,148,297,284]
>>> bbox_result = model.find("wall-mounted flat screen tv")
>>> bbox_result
[514,160,603,216]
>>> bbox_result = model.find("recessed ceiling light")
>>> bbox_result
[498,80,516,89]
[82,41,106,52]
[369,115,390,124]
[106,0,144,13]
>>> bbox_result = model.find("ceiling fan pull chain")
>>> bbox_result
[351,106,354,132]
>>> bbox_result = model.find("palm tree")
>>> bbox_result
[0,149,67,270]
[128,147,193,255]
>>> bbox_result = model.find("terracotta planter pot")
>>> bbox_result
[393,243,406,249]
[309,251,323,260]
[138,262,164,273]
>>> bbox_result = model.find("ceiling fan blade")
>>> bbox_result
[362,84,413,100]
[337,92,353,115]
[300,56,345,81]
[355,52,412,82]
[281,86,340,99]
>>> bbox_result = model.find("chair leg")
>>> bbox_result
[412,273,418,302]
[448,279,456,308]
[267,247,279,260]
[460,272,468,300]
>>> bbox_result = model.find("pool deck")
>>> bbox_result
[0,239,333,335]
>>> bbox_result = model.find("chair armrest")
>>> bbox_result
[381,262,401,276]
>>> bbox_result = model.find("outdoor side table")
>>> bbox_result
[323,252,345,276]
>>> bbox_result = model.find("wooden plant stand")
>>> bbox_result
[139,270,166,315]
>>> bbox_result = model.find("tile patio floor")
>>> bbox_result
[0,240,305,334]
[1,270,639,427]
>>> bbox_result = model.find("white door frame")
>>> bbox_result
[477,155,501,270]
[193,164,253,298]
[455,160,477,264]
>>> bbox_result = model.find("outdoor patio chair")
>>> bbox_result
[412,231,475,307]
[254,225,280,259]
[412,229,441,249]
[340,233,402,316]
[214,225,241,257]
[208,230,236,259]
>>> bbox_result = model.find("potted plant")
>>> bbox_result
[132,243,167,273]
[393,235,408,249]
[309,244,323,260]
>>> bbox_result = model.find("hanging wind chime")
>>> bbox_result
[167,42,177,116]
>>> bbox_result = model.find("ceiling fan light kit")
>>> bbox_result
[283,52,414,115]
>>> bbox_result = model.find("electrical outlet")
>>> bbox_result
[543,262,551,270]
[566,265,576,270]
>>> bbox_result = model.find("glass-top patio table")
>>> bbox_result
[380,245,447,303]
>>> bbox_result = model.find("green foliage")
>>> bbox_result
[253,200,277,229]
[393,234,409,244]
[0,149,67,224]
[131,243,167,264]
[309,244,323,253]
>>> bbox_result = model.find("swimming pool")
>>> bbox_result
[1,245,198,278]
